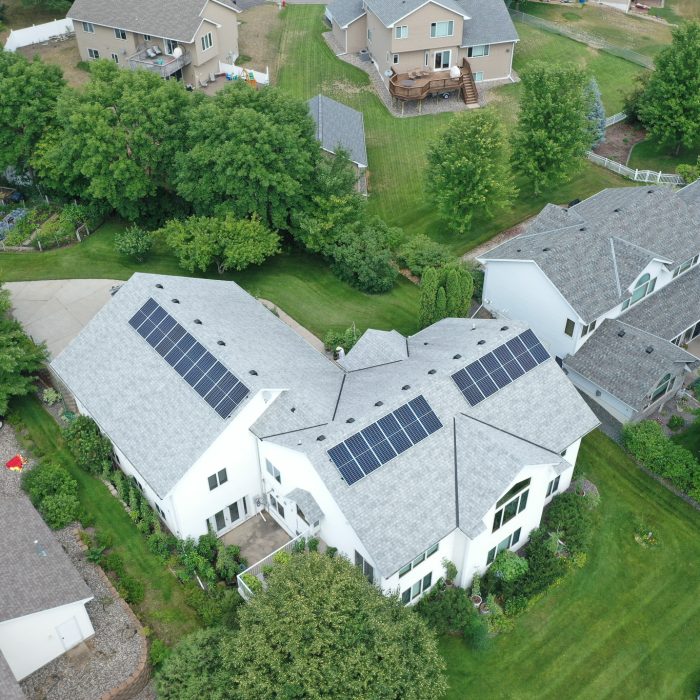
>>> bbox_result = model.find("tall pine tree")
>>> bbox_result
[418,267,439,329]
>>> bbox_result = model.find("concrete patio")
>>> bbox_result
[221,512,290,566]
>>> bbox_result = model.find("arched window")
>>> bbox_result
[650,373,673,402]
[629,273,656,306]
[635,273,651,288]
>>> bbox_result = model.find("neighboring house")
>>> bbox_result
[479,182,700,424]
[308,95,368,193]
[67,0,240,88]
[52,273,598,603]
[326,0,518,89]
[0,495,94,682]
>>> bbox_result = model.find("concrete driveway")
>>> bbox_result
[6,280,121,358]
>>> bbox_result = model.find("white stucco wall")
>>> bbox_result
[0,599,94,680]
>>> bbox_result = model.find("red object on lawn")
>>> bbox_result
[5,454,26,471]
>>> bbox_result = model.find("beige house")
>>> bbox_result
[327,0,518,103]
[67,0,240,89]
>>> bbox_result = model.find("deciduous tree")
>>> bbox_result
[0,52,65,172]
[427,110,516,233]
[511,62,592,195]
[638,21,700,154]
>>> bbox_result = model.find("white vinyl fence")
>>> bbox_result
[586,153,685,186]
[218,61,270,85]
[4,18,74,52]
[605,112,628,128]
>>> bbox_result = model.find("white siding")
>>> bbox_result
[0,600,94,680]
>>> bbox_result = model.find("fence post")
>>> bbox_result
[657,171,661,183]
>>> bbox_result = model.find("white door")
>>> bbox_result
[56,617,83,651]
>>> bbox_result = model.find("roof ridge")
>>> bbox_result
[610,235,666,263]
[609,238,622,297]
[614,319,698,359]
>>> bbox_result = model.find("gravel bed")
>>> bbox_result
[0,421,36,497]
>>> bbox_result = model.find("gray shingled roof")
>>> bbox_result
[338,329,406,370]
[308,95,368,168]
[480,185,700,322]
[459,0,518,46]
[620,266,700,342]
[563,320,698,411]
[286,488,324,525]
[0,496,92,623]
[366,0,467,27]
[67,0,238,43]
[254,318,598,575]
[327,0,365,27]
[0,653,23,699]
[52,274,343,497]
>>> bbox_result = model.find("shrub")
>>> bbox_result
[215,543,244,582]
[542,492,595,555]
[102,552,126,578]
[463,612,490,650]
[442,557,458,585]
[240,572,263,594]
[114,225,153,262]
[42,388,61,406]
[307,537,319,553]
[118,575,145,605]
[22,462,80,529]
[395,235,451,277]
[325,546,338,558]
[183,585,244,627]
[512,529,567,599]
[87,546,106,564]
[323,325,363,353]
[147,531,176,560]
[149,638,171,670]
[196,530,219,563]
[63,415,113,475]
[273,550,292,566]
[668,415,685,431]
[292,537,306,554]
[40,492,81,529]
[504,595,528,617]
[489,550,529,583]
[414,583,475,635]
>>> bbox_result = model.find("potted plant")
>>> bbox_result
[470,575,482,608]
[442,557,458,586]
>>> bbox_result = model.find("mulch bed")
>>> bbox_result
[593,122,646,165]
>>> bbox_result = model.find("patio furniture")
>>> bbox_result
[146,48,156,59]
[199,78,209,88]
[209,72,216,82]
[152,45,162,55]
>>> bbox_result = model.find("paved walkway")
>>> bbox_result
[6,279,121,358]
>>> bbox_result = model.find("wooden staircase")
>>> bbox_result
[459,58,479,105]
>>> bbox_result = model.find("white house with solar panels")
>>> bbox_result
[52,273,598,604]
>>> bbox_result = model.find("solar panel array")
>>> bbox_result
[452,329,549,407]
[128,298,249,419]
[327,395,443,486]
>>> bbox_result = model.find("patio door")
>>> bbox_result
[208,497,246,534]
[434,50,451,70]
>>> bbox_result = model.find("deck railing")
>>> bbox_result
[127,49,191,78]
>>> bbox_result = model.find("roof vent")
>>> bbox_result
[155,283,163,289]
[171,298,180,304]
[291,407,296,413]
[617,329,625,337]
[423,342,429,346]
[453,354,462,360]
[194,319,202,324]
[217,340,226,346]
[500,326,508,331]
[645,346,654,354]
[614,207,621,212]
[402,384,410,390]
[595,390,602,397]
[374,401,383,407]
[516,248,522,253]
[249,370,258,376]
[477,340,486,345]
[542,247,551,252]
[317,435,326,442]
[647,189,654,194]
[346,417,355,423]
[428,369,437,375]
[579,227,586,232]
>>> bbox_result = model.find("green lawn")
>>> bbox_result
[628,137,699,173]
[0,0,59,32]
[651,0,700,24]
[9,394,201,645]
[0,221,421,338]
[275,7,637,253]
[520,2,672,57]
[441,430,700,699]
[673,421,700,460]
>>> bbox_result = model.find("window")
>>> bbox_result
[626,273,656,307]
[546,475,560,498]
[143,34,152,41]
[401,572,434,605]
[492,479,530,532]
[114,28,127,40]
[208,468,228,491]
[111,53,119,64]
[355,551,374,583]
[296,504,307,523]
[564,318,575,337]
[673,254,698,278]
[650,373,673,403]
[87,48,100,60]
[393,54,400,65]
[434,50,451,69]
[468,44,489,57]
[486,528,521,565]
[214,510,226,530]
[395,25,408,39]
[266,460,281,484]
[472,71,484,83]
[229,502,240,523]
[243,496,248,515]
[581,320,597,337]
[430,20,454,37]
[82,22,94,33]
[396,542,439,578]
[401,588,411,605]
[165,39,178,55]
[367,28,372,42]
[201,32,213,51]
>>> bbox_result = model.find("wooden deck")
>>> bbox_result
[388,59,478,105]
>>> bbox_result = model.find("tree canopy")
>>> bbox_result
[418,263,474,328]
[0,283,47,414]
[511,62,593,195]
[0,52,65,172]
[426,110,516,233]
[33,61,189,220]
[158,214,280,274]
[174,83,320,230]
[223,552,447,699]
[638,21,700,154]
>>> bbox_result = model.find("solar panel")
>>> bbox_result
[128,298,249,419]
[327,395,443,486]
[451,330,550,406]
